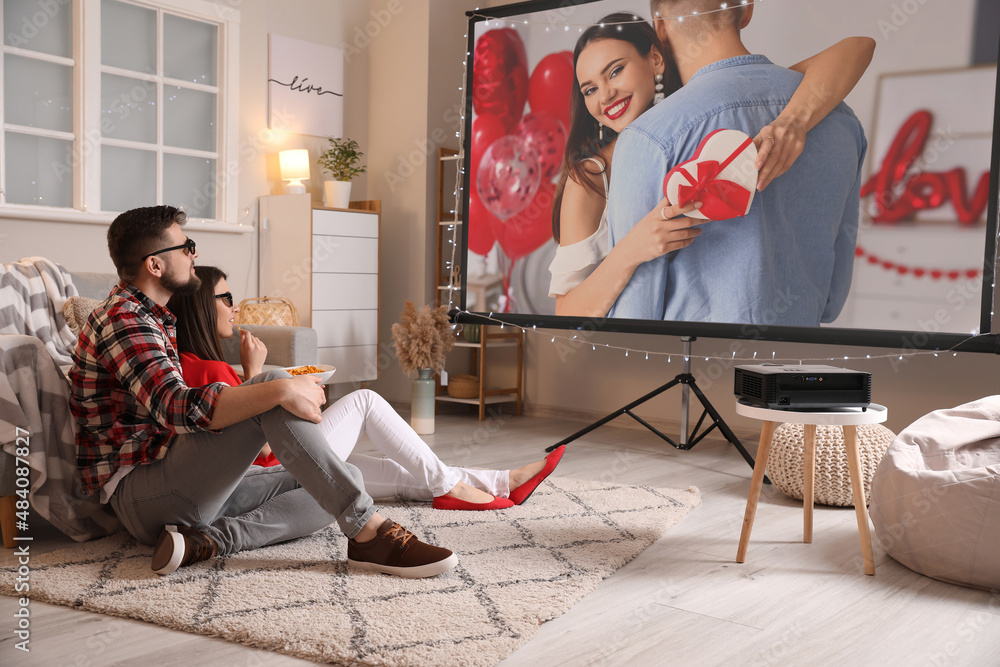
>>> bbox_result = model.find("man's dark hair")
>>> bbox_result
[651,0,746,36]
[107,205,188,280]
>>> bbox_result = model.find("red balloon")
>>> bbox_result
[472,29,529,132]
[470,113,507,188]
[528,52,575,131]
[490,181,556,262]
[515,112,567,181]
[467,190,498,256]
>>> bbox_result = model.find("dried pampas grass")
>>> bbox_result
[391,301,455,374]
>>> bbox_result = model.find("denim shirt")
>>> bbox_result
[607,55,867,326]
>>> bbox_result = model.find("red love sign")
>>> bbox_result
[860,110,989,225]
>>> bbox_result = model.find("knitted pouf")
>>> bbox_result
[767,423,897,507]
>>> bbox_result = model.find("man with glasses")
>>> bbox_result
[69,205,457,578]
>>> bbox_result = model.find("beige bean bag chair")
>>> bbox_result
[869,397,1000,590]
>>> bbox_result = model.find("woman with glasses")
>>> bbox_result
[166,265,564,510]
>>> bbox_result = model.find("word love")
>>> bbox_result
[268,75,342,97]
[861,110,988,225]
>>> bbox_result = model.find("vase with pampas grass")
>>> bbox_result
[391,301,455,434]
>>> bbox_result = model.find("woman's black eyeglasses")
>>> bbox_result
[215,292,234,308]
[142,238,196,260]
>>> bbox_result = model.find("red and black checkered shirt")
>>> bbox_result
[70,281,224,497]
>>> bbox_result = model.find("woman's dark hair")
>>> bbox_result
[167,265,228,362]
[551,12,679,242]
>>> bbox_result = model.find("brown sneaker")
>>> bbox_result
[347,518,458,578]
[151,524,219,575]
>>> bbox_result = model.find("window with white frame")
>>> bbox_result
[1,0,239,221]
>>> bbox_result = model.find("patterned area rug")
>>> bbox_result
[2,477,699,666]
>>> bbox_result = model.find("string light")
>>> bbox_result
[441,43,469,313]
[447,309,986,364]
[471,2,772,27]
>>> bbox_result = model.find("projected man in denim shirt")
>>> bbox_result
[607,1,867,325]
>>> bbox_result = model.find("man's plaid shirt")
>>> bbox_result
[70,281,224,497]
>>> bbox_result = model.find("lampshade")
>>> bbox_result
[279,149,310,194]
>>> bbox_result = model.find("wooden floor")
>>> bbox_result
[2,410,999,666]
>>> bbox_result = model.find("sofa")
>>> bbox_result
[0,265,318,547]
[71,271,318,372]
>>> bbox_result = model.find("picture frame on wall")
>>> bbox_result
[268,34,344,137]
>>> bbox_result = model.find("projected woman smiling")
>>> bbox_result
[548,10,875,321]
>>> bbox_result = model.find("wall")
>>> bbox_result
[365,0,477,402]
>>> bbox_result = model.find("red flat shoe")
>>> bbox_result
[432,494,514,510]
[509,445,565,506]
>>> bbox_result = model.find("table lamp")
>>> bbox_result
[279,149,310,194]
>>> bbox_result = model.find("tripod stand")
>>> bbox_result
[545,337,766,480]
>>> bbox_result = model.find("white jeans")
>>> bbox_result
[317,389,509,501]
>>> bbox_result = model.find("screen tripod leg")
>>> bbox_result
[686,379,770,482]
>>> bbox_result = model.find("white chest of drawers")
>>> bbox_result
[260,194,380,383]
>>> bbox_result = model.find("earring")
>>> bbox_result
[654,73,665,104]
[599,123,604,141]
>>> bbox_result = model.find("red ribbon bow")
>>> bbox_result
[667,135,754,220]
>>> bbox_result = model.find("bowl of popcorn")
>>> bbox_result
[283,364,336,383]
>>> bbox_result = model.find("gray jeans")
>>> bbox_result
[109,370,377,555]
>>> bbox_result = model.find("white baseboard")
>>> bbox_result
[523,403,761,445]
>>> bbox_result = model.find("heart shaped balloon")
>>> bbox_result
[490,180,556,262]
[476,135,542,220]
[515,112,567,181]
[472,28,529,133]
[663,129,758,221]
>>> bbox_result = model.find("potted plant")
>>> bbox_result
[391,301,455,434]
[317,137,366,209]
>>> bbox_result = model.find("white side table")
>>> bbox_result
[735,400,888,575]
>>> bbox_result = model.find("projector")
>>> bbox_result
[734,364,872,410]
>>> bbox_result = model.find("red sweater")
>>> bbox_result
[178,352,281,467]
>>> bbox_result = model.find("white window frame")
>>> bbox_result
[0,0,240,225]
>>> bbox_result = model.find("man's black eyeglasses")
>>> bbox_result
[142,238,196,261]
[215,292,234,307]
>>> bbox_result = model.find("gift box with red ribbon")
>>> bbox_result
[663,129,759,221]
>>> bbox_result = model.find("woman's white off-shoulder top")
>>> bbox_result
[548,158,610,297]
